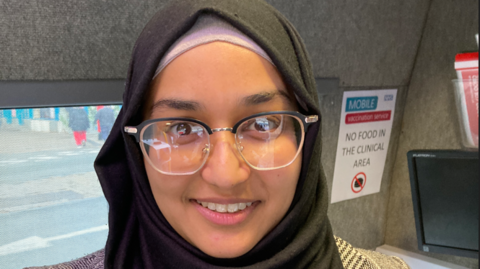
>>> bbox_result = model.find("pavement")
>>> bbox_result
[0,123,106,213]
[0,122,104,154]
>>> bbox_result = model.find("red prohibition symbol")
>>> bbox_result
[351,172,366,193]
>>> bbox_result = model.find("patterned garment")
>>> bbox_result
[25,250,105,269]
[334,236,410,269]
[26,237,410,269]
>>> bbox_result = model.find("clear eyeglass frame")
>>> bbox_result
[124,111,319,175]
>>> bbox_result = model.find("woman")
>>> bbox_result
[29,0,409,268]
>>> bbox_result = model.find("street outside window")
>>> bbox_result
[0,105,121,269]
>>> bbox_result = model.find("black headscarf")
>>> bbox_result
[94,0,343,268]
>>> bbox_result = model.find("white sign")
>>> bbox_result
[331,89,397,203]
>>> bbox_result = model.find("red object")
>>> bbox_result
[96,106,104,133]
[455,52,478,147]
[455,52,478,68]
[73,131,87,146]
[345,111,391,124]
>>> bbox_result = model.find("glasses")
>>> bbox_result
[124,111,318,175]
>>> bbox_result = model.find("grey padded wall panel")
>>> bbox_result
[320,86,408,249]
[268,0,430,87]
[384,0,479,267]
[1,0,429,86]
[0,1,164,80]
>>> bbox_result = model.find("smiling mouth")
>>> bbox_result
[194,200,254,213]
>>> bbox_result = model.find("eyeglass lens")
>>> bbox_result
[236,114,303,169]
[140,114,304,175]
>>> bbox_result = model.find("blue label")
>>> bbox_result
[346,96,378,112]
[384,94,394,101]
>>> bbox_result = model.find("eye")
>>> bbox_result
[244,116,281,132]
[167,122,193,136]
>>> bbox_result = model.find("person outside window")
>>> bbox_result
[93,106,115,141]
[67,107,89,148]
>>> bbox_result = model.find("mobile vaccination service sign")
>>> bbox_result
[331,89,397,203]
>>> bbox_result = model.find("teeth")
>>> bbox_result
[215,204,227,213]
[227,203,238,213]
[195,200,254,213]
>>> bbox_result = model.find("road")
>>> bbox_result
[0,197,108,269]
[0,147,100,184]
[0,129,110,269]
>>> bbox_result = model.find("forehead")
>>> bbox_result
[145,42,297,118]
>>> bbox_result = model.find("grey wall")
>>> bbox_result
[384,0,478,268]
[0,1,165,80]
[1,0,430,86]
[271,1,430,87]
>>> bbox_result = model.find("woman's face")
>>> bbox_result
[144,42,301,258]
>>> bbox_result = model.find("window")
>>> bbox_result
[0,80,123,268]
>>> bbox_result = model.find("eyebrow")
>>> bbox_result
[150,89,293,114]
[241,90,293,106]
[151,99,203,112]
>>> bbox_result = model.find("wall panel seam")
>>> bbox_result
[381,0,434,246]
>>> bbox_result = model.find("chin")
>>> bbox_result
[182,226,260,259]
[197,240,255,259]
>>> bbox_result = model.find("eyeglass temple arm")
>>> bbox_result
[124,126,140,142]
[304,115,319,131]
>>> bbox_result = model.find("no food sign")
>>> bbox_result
[331,89,397,203]
[351,172,366,193]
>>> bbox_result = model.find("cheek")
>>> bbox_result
[144,161,189,214]
[274,153,301,189]
[260,154,302,215]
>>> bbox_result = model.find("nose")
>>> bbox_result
[201,132,250,189]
